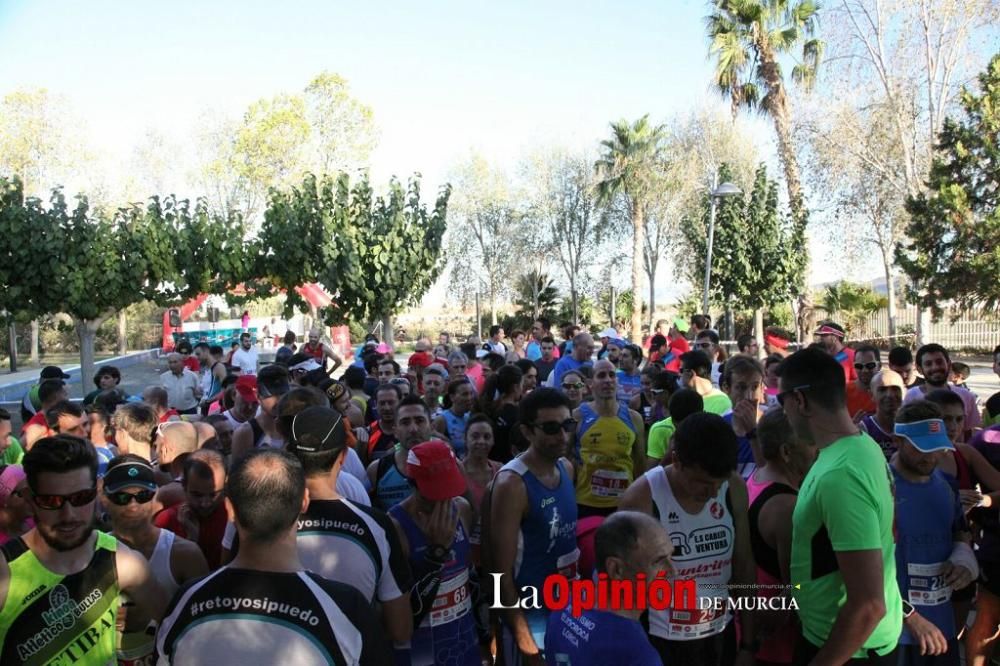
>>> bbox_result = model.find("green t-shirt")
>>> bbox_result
[2,437,24,465]
[646,390,732,460]
[791,433,902,655]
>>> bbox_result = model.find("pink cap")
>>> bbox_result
[0,465,26,507]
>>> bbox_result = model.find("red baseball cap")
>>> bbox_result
[406,441,467,501]
[235,375,258,403]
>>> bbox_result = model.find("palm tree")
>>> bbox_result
[594,115,668,343]
[706,0,822,223]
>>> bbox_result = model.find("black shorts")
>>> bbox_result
[978,558,1000,598]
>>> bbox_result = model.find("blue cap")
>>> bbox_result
[894,419,954,453]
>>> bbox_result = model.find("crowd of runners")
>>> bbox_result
[1,315,999,665]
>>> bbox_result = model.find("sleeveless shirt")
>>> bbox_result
[575,402,637,509]
[0,531,120,665]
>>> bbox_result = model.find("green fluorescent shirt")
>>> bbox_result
[2,437,24,465]
[646,390,732,460]
[791,433,902,655]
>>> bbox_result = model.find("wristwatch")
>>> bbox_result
[902,600,916,619]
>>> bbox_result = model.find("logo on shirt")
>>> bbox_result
[709,501,724,520]
[667,511,679,524]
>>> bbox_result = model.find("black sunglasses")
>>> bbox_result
[561,382,585,390]
[530,419,578,435]
[854,362,879,371]
[776,384,811,407]
[32,487,98,510]
[104,489,157,506]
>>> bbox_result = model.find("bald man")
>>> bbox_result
[301,328,344,376]
[153,421,206,514]
[549,331,595,388]
[544,512,670,665]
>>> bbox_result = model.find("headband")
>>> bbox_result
[764,333,789,350]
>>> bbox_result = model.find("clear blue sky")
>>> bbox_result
[1,0,863,296]
[0,0,733,189]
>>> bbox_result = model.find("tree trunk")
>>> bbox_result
[916,307,931,347]
[76,318,104,390]
[30,319,40,364]
[883,260,897,341]
[648,265,656,333]
[7,323,16,373]
[760,56,805,223]
[117,311,128,356]
[381,313,394,351]
[753,309,765,359]
[571,288,579,327]
[630,206,644,344]
[489,288,497,327]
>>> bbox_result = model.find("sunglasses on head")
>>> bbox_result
[104,489,157,506]
[32,487,98,510]
[561,382,585,390]
[531,419,577,435]
[854,362,879,371]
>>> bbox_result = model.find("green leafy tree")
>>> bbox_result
[820,281,888,334]
[594,115,668,343]
[252,173,363,321]
[304,72,377,174]
[253,172,449,337]
[706,0,822,222]
[512,270,561,324]
[896,54,1000,317]
[346,175,450,339]
[683,164,804,341]
[0,181,204,382]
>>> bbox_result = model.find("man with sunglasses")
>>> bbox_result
[154,449,228,570]
[694,329,723,386]
[847,345,882,422]
[0,436,167,665]
[104,455,208,665]
[778,348,902,664]
[488,388,579,665]
[574,360,645,517]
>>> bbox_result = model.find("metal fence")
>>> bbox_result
[857,306,999,350]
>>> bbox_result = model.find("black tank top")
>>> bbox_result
[747,481,797,580]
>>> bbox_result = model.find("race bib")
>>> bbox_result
[556,548,580,581]
[429,570,471,627]
[908,562,952,607]
[590,469,630,498]
[664,605,730,640]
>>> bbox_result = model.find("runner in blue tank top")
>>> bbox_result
[367,396,435,510]
[892,407,977,665]
[389,441,481,666]
[489,388,579,665]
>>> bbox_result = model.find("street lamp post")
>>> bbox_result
[702,180,743,316]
